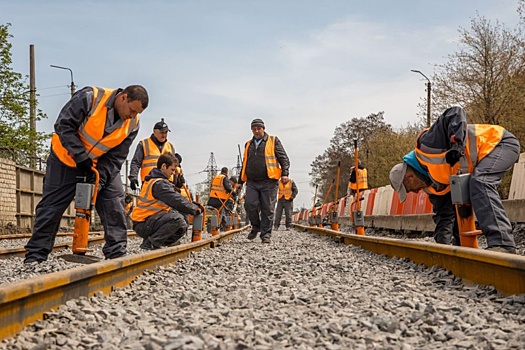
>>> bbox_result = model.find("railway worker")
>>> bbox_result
[131,153,202,249]
[24,85,149,263]
[207,167,235,211]
[239,118,290,243]
[274,177,298,231]
[348,161,368,197]
[124,194,134,229]
[389,106,519,254]
[128,118,175,191]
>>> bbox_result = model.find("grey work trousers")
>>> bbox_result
[274,199,293,229]
[429,131,519,248]
[25,152,128,261]
[244,179,279,239]
[133,211,187,248]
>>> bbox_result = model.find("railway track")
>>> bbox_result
[1,223,524,343]
[0,227,245,340]
[0,231,137,259]
[294,224,525,296]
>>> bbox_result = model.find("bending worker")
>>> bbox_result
[239,118,290,244]
[274,177,298,231]
[129,118,175,191]
[24,85,149,263]
[208,167,234,210]
[389,106,519,254]
[132,153,202,249]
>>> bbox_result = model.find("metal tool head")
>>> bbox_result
[59,253,102,264]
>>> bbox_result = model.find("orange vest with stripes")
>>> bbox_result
[348,168,368,191]
[278,180,294,200]
[51,87,139,168]
[139,138,175,182]
[416,124,504,195]
[210,174,229,200]
[241,135,282,182]
[131,178,170,222]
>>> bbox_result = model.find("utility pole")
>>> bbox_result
[29,44,36,168]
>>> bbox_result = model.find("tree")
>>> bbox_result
[309,112,393,203]
[0,23,49,168]
[431,15,525,145]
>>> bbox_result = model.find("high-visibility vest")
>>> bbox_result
[241,135,282,182]
[131,178,170,222]
[51,87,139,168]
[139,138,175,182]
[278,180,294,200]
[210,174,229,200]
[416,124,504,196]
[348,168,368,191]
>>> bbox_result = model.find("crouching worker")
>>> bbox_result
[131,153,202,249]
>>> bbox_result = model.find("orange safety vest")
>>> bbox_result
[131,178,170,222]
[278,180,294,200]
[241,135,282,182]
[210,174,229,200]
[51,87,139,168]
[348,168,368,191]
[416,124,504,196]
[139,138,175,182]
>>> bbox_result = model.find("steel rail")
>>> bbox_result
[0,232,137,259]
[294,224,525,296]
[0,227,246,340]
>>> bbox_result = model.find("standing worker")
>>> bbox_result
[348,161,368,197]
[24,85,149,263]
[239,118,290,243]
[389,106,519,254]
[132,153,202,249]
[128,118,175,191]
[274,177,298,231]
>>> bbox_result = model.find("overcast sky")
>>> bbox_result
[1,0,521,209]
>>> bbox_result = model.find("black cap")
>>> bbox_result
[154,118,170,132]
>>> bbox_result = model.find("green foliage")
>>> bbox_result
[309,112,412,204]
[0,23,49,168]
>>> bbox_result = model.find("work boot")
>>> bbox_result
[23,256,45,264]
[261,237,271,244]
[486,246,517,254]
[140,238,155,250]
[247,231,258,240]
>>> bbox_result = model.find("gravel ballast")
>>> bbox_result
[1,229,525,349]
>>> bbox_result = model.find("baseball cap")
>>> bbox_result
[389,163,408,203]
[154,120,170,132]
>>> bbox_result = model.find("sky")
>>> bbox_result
[1,0,522,209]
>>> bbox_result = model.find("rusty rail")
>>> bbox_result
[0,227,246,340]
[294,224,525,296]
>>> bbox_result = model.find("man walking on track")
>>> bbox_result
[24,85,148,263]
[238,118,290,244]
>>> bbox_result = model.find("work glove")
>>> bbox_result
[445,145,465,166]
[76,158,93,173]
[129,178,139,191]
[193,202,205,215]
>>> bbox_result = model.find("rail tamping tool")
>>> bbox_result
[60,167,102,264]
[450,173,481,248]
[351,139,365,235]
